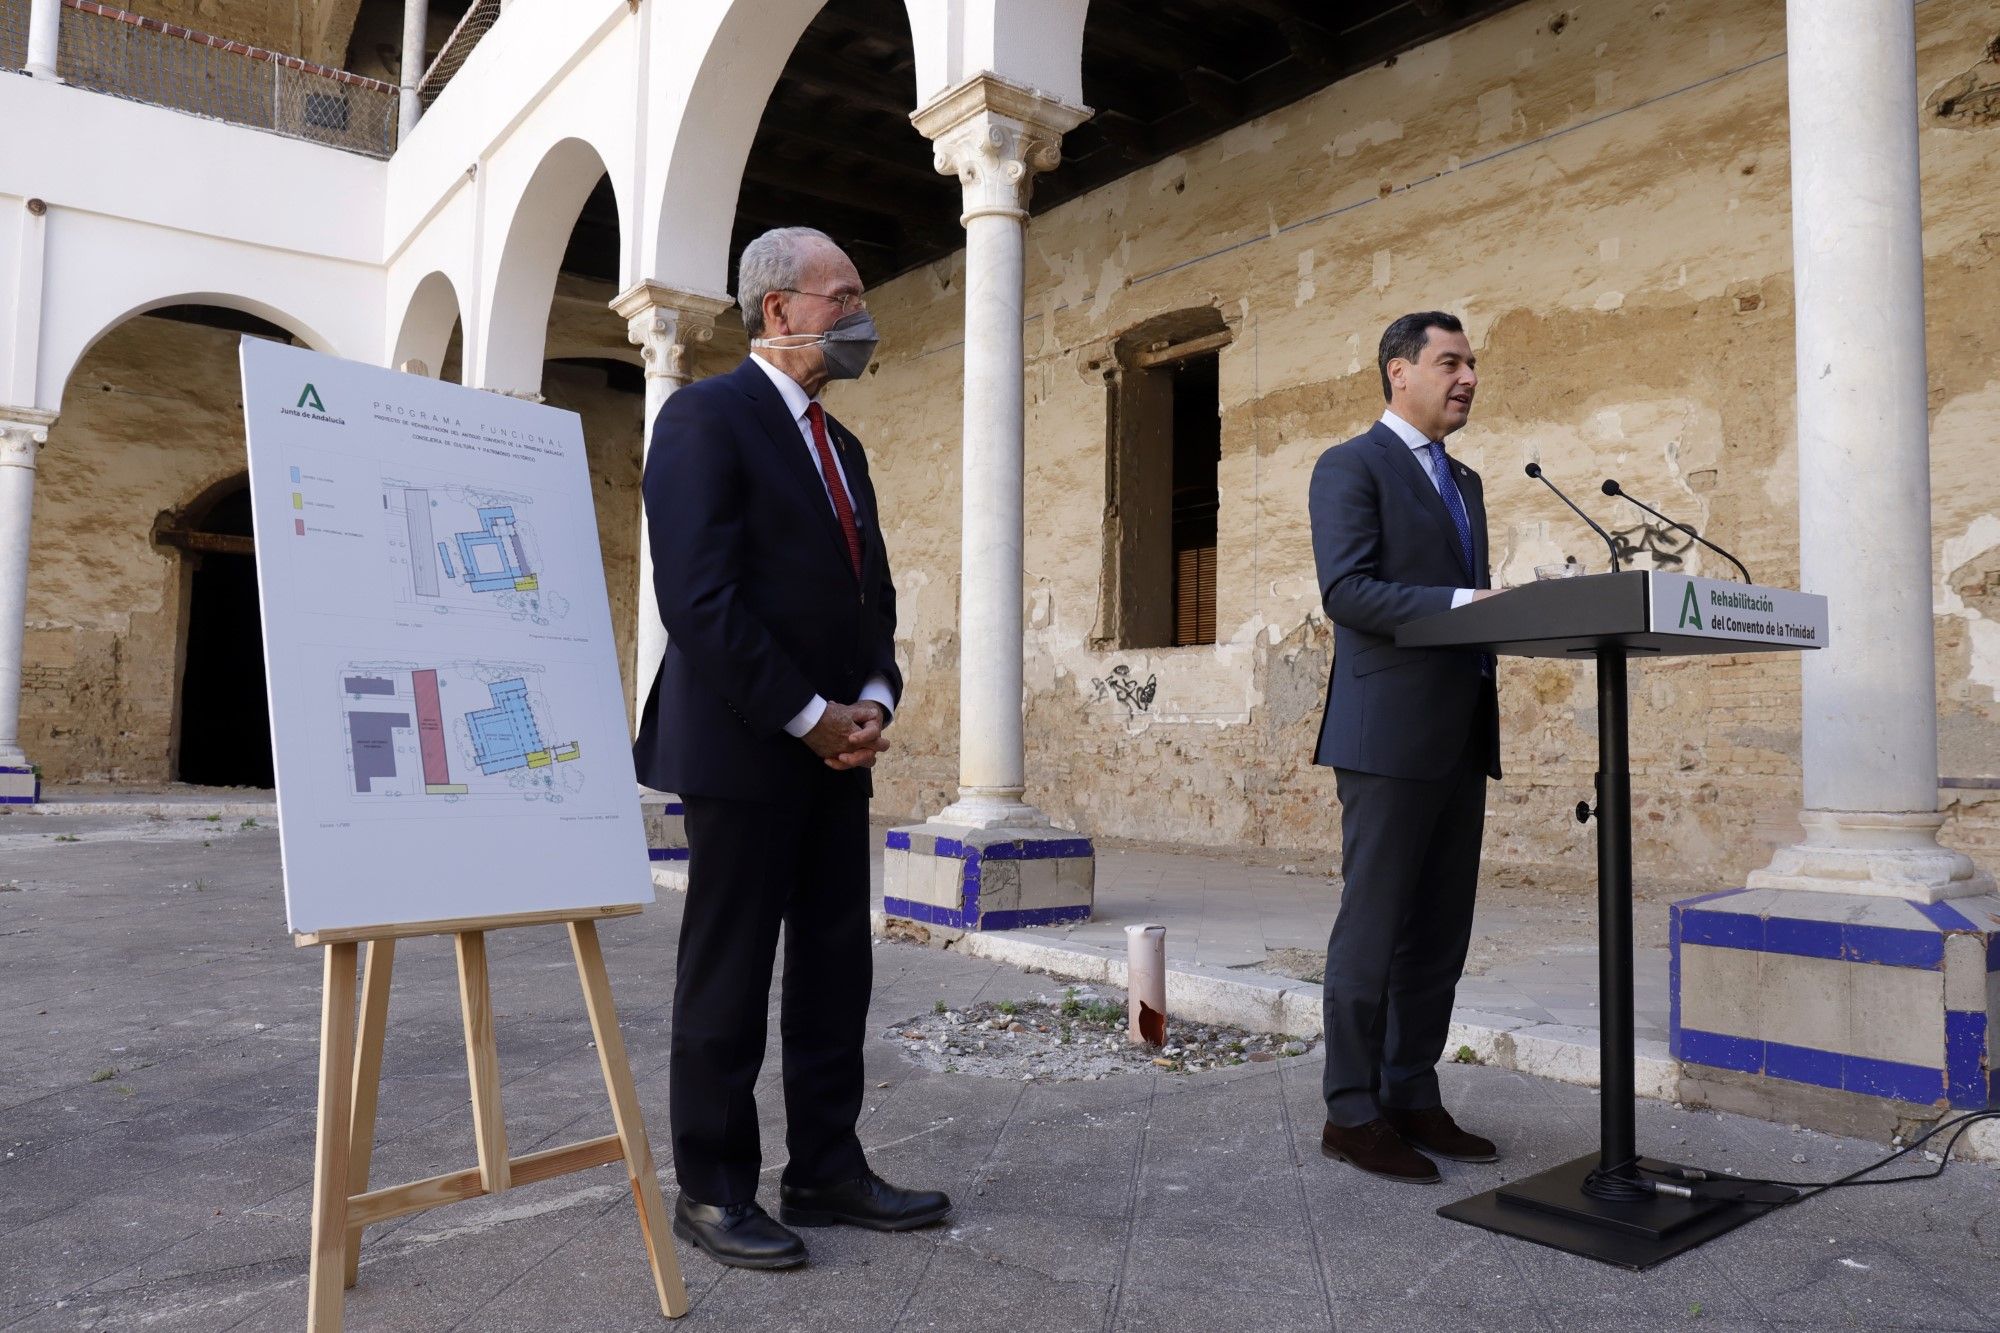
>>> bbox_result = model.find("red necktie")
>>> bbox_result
[804,402,863,579]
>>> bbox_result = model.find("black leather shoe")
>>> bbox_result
[779,1170,952,1231]
[1320,1119,1441,1183]
[1384,1106,1499,1163]
[671,1195,807,1269]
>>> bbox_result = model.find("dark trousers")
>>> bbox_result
[1322,744,1488,1128]
[671,781,872,1205]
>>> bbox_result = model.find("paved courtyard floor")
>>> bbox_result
[4,809,1999,1330]
[1016,842,1681,1052]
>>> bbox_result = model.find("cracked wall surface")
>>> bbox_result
[821,0,2000,881]
[89,0,367,66]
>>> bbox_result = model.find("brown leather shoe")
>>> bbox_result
[1320,1119,1441,1183]
[1383,1106,1498,1163]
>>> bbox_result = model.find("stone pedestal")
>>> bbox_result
[0,765,36,804]
[883,824,1093,932]
[1672,888,2000,1113]
[642,791,687,891]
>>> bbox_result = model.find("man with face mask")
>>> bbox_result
[634,227,948,1269]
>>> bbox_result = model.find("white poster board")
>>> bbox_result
[239,340,652,934]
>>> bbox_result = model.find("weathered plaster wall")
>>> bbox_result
[21,314,642,783]
[98,0,362,66]
[828,0,2000,882]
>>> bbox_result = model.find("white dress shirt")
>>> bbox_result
[747,353,897,737]
[1380,408,1477,610]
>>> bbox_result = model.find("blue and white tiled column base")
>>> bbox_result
[1672,887,2000,1110]
[882,824,1094,931]
[0,765,37,805]
[641,791,687,891]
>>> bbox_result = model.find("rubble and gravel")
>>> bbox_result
[884,984,1313,1081]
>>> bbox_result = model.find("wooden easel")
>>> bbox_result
[298,904,687,1331]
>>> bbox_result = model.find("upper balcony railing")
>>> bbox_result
[417,0,499,110]
[1,0,400,158]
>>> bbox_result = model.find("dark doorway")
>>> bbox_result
[174,481,274,788]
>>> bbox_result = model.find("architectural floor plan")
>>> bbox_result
[382,480,570,625]
[339,661,583,803]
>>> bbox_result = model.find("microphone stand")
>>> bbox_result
[1525,463,1621,573]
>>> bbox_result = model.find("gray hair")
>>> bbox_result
[738,227,837,339]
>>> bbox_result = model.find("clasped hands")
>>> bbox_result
[803,700,891,771]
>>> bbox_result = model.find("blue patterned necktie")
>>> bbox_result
[1424,440,1495,680]
[1423,441,1476,579]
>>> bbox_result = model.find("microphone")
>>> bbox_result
[1524,462,1621,573]
[1601,479,1752,583]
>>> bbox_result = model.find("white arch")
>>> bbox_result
[642,0,830,297]
[641,0,1088,299]
[391,271,466,380]
[36,205,379,412]
[476,136,622,395]
[49,292,335,411]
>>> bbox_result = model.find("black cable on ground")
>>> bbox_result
[1646,1108,2000,1207]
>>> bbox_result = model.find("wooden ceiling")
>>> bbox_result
[568,0,1528,288]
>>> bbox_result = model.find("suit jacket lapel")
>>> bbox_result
[1372,422,1472,581]
[731,360,855,578]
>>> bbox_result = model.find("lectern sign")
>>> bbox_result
[1646,573,1828,650]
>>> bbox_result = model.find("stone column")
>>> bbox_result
[610,282,730,722]
[1747,0,1989,904]
[882,76,1097,932]
[398,0,426,140]
[610,282,730,888]
[0,409,54,804]
[1670,1,1999,1131]
[25,0,61,81]
[914,74,1087,830]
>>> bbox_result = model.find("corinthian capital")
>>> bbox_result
[0,407,56,471]
[911,74,1091,224]
[611,282,734,388]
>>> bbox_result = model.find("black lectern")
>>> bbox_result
[1397,570,1827,1269]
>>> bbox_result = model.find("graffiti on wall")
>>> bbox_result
[1093,663,1158,717]
[1610,519,1697,572]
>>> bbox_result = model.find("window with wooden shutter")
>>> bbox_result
[1104,311,1229,649]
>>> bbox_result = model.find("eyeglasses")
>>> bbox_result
[781,288,867,315]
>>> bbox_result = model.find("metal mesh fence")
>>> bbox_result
[0,0,398,158]
[418,0,498,108]
[0,1,28,72]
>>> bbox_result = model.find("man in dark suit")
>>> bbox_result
[635,226,949,1268]
[1308,311,1502,1183]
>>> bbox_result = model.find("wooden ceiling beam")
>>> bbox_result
[1179,68,1244,121]
[1078,19,1204,73]
[741,162,952,230]
[771,51,916,118]
[755,122,942,186]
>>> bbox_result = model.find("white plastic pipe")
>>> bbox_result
[1125,923,1166,1045]
[25,0,60,81]
[398,0,426,138]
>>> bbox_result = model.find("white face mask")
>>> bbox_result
[752,310,880,381]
